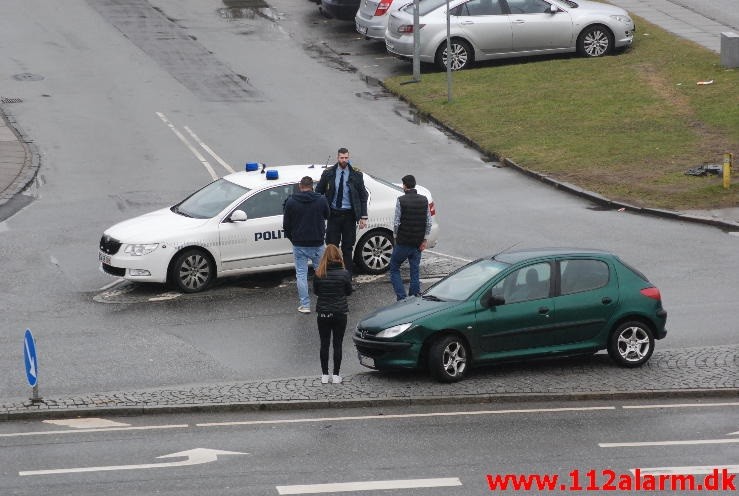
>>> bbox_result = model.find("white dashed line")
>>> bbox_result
[276,477,462,494]
[183,125,235,174]
[156,112,218,180]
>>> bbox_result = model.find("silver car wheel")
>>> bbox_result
[437,39,473,71]
[616,326,650,362]
[579,25,612,57]
[355,231,393,274]
[172,249,214,293]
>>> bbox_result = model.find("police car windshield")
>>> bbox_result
[370,175,404,192]
[173,178,250,219]
[425,259,508,301]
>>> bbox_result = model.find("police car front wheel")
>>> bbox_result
[170,248,215,293]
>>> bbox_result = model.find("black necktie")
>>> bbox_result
[336,169,345,209]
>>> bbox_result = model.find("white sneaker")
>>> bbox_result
[331,374,342,384]
[298,305,311,314]
[321,374,330,384]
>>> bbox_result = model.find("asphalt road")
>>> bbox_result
[1,399,737,495]
[0,0,737,401]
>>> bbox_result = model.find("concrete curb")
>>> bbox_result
[0,105,40,207]
[501,158,739,231]
[2,388,737,421]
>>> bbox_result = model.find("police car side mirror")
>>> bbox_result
[549,4,559,13]
[230,210,248,222]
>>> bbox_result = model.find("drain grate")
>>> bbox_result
[12,73,44,81]
[1,97,24,104]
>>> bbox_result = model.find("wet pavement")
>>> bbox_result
[1,1,738,420]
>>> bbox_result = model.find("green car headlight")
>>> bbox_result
[376,322,413,338]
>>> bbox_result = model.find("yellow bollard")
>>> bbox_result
[723,152,733,189]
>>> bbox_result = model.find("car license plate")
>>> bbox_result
[358,354,375,368]
[99,252,111,265]
[356,22,368,36]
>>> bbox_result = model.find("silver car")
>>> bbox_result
[356,0,408,40]
[385,0,635,70]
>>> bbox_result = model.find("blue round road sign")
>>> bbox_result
[23,329,38,387]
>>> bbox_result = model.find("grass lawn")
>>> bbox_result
[384,15,739,211]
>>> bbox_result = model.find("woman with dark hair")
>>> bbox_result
[313,244,352,384]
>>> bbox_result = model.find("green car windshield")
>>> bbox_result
[172,178,250,219]
[425,259,509,301]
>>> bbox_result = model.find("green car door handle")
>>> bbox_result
[538,306,550,315]
[602,297,612,304]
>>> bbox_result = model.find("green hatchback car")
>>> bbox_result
[354,248,667,382]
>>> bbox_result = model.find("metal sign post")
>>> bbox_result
[23,329,42,403]
[446,0,452,102]
[412,0,420,81]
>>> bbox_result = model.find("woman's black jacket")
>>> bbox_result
[313,263,352,314]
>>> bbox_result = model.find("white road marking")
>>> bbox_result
[276,477,462,494]
[425,249,471,263]
[197,406,614,427]
[600,438,739,448]
[623,402,739,409]
[184,125,235,174]
[631,465,739,476]
[19,448,246,476]
[43,418,129,428]
[0,424,188,438]
[156,112,218,180]
[148,292,182,302]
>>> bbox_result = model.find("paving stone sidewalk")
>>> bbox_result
[2,344,737,420]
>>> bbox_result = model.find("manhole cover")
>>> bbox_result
[12,73,44,82]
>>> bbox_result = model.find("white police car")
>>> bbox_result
[99,164,439,292]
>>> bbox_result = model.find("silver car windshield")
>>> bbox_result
[403,0,448,16]
[172,178,250,219]
[425,259,508,301]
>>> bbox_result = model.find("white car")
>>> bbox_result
[99,164,440,293]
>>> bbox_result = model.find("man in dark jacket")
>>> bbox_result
[389,174,432,301]
[283,176,330,313]
[315,147,369,277]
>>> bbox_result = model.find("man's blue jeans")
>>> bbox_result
[293,245,325,307]
[389,243,422,301]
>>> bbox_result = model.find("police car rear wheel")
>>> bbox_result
[354,230,393,274]
[170,248,214,293]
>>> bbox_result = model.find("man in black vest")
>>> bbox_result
[315,147,368,277]
[389,174,432,301]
